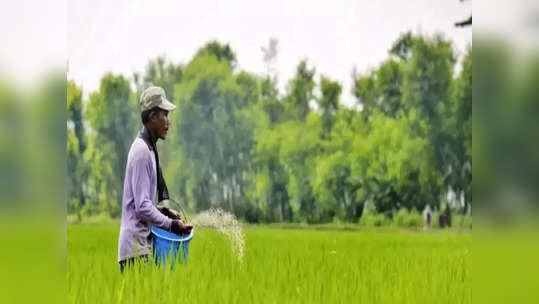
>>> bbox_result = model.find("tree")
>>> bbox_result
[252,49,291,221]
[313,109,362,221]
[448,46,472,210]
[352,59,403,119]
[352,72,376,120]
[285,60,316,121]
[195,40,237,69]
[254,118,292,222]
[134,56,183,103]
[455,16,472,27]
[318,75,341,137]
[171,48,256,216]
[260,77,284,125]
[67,81,87,214]
[85,74,137,216]
[399,33,456,207]
[261,37,279,77]
[67,33,473,225]
[373,60,403,117]
[455,0,472,27]
[390,32,415,61]
[349,112,436,214]
[278,114,322,222]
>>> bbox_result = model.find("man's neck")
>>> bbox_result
[144,125,158,146]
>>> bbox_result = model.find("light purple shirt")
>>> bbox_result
[117,137,172,262]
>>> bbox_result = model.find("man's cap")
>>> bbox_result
[139,86,176,112]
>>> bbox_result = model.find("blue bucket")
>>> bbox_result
[151,226,194,268]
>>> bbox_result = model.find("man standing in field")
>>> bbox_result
[118,86,192,272]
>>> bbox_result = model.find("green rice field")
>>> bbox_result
[68,224,471,303]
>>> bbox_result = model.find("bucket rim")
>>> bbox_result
[151,226,194,242]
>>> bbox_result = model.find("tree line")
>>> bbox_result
[67,32,472,223]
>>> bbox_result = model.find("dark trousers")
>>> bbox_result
[119,255,149,273]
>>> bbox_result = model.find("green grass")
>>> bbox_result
[68,224,470,303]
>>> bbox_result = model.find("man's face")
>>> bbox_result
[149,109,170,140]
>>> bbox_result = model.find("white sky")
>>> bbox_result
[67,0,472,106]
[0,0,66,89]
[474,0,539,54]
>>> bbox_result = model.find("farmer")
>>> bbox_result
[118,86,192,272]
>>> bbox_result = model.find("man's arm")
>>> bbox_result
[130,154,173,230]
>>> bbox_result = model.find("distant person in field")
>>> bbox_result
[117,86,192,272]
[423,205,432,229]
[438,203,452,228]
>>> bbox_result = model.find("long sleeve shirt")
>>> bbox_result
[117,137,172,262]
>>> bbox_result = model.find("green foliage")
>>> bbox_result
[390,31,415,60]
[452,213,473,229]
[279,114,322,222]
[67,81,87,214]
[448,47,472,207]
[285,60,315,121]
[195,40,237,69]
[67,34,472,225]
[399,35,455,204]
[393,207,422,228]
[84,74,138,217]
[169,53,257,216]
[352,32,468,215]
[353,59,403,119]
[134,56,183,103]
[318,75,341,137]
[359,202,391,227]
[350,112,438,212]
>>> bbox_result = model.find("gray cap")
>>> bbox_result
[139,86,176,112]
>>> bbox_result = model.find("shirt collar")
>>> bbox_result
[139,125,157,151]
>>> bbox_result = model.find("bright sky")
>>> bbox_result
[67,0,472,106]
[0,1,66,89]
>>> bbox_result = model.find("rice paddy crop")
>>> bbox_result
[68,224,470,303]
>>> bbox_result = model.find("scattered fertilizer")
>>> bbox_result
[192,208,245,262]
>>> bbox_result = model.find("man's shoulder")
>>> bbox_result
[128,137,152,160]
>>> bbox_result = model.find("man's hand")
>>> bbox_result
[170,220,193,235]
[168,209,181,220]
[158,207,181,220]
